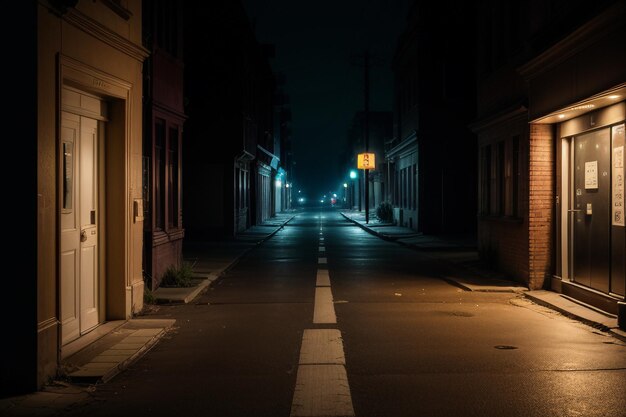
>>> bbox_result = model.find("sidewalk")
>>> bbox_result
[153,211,297,304]
[0,212,297,415]
[340,209,626,343]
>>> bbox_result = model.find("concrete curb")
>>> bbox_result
[441,276,527,293]
[99,323,174,383]
[154,275,217,304]
[66,319,176,384]
[523,291,626,343]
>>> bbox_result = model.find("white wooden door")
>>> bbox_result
[60,112,100,345]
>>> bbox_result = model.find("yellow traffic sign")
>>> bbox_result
[357,153,375,170]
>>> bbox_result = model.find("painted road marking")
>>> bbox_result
[316,269,331,287]
[290,365,354,417]
[298,329,345,365]
[313,287,336,323]
[289,218,354,417]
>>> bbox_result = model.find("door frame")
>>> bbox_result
[58,55,133,358]
[555,101,626,313]
[60,91,107,343]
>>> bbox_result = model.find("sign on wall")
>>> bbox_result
[584,160,598,189]
[612,124,625,227]
[357,153,376,170]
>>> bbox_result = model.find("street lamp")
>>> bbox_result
[349,170,359,211]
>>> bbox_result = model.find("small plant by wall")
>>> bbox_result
[160,262,194,288]
[376,201,394,223]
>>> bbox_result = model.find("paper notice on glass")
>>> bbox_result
[613,145,624,226]
[584,160,598,189]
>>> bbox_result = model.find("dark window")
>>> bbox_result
[480,145,491,214]
[491,141,505,215]
[155,119,166,229]
[167,126,179,228]
[412,164,417,210]
[505,136,520,216]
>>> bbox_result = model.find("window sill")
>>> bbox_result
[152,228,185,245]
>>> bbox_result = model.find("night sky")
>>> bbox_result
[241,0,414,199]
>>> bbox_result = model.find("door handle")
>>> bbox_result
[80,230,87,242]
[567,209,582,212]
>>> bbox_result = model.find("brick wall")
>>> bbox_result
[476,115,531,286]
[528,124,554,289]
[478,218,529,283]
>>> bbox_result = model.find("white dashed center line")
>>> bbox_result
[290,215,354,416]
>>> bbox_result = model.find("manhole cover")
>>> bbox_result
[494,345,518,350]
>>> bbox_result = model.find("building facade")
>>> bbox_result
[183,1,276,239]
[474,0,625,324]
[142,0,186,290]
[35,0,147,390]
[388,1,477,233]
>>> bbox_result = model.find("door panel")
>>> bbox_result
[572,128,611,293]
[60,112,80,345]
[79,117,99,333]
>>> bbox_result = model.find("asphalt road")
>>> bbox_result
[59,208,626,417]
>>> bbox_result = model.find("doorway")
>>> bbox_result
[60,110,104,345]
[569,123,625,296]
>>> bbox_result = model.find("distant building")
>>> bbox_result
[274,84,294,211]
[183,1,277,239]
[473,0,625,324]
[142,0,186,290]
[388,1,477,233]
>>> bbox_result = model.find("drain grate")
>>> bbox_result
[494,345,518,350]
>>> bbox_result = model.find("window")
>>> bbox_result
[505,136,519,216]
[167,126,179,228]
[403,168,408,208]
[154,118,181,231]
[63,142,73,210]
[412,164,417,210]
[480,145,491,214]
[490,141,505,215]
[155,119,166,229]
[481,137,520,217]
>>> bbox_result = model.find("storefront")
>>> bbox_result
[534,90,625,315]
[518,2,625,325]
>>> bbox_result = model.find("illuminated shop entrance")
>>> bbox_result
[568,123,625,297]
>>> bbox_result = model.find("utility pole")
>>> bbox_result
[364,50,370,224]
[351,50,381,223]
